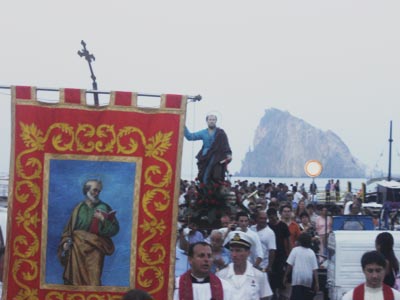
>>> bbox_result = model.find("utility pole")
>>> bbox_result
[388,120,393,181]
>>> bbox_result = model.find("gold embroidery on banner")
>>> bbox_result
[137,266,164,294]
[44,292,122,300]
[75,124,96,152]
[144,131,173,187]
[136,132,173,292]
[13,179,41,300]
[44,291,64,300]
[116,126,146,154]
[12,258,39,300]
[76,124,117,153]
[45,123,74,152]
[94,124,116,152]
[142,189,171,218]
[139,189,169,265]
[17,123,44,180]
[13,121,174,298]
[145,131,173,158]
[16,122,75,180]
[13,271,39,300]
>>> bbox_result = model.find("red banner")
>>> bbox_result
[3,86,186,300]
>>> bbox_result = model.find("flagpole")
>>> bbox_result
[388,120,393,181]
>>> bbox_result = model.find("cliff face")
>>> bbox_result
[239,108,366,178]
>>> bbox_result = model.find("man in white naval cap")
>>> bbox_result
[217,231,273,300]
[224,211,263,269]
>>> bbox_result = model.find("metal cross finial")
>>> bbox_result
[77,40,99,105]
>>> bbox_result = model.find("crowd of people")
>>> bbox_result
[168,112,400,300]
[175,178,397,300]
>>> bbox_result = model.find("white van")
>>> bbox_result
[327,230,400,300]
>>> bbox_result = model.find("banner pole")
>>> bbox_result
[0,85,202,101]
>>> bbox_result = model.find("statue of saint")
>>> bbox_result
[184,114,232,184]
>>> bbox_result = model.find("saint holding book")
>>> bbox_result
[57,179,120,286]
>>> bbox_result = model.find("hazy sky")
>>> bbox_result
[1,1,400,179]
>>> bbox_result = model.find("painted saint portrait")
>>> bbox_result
[43,156,138,287]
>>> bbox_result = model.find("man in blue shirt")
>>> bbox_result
[184,114,232,184]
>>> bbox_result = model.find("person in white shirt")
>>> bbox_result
[343,193,358,215]
[217,231,273,300]
[250,211,276,273]
[341,250,400,300]
[292,190,304,209]
[174,242,233,300]
[225,212,263,269]
[283,232,319,300]
[175,223,190,277]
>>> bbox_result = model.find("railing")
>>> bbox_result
[309,190,360,204]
